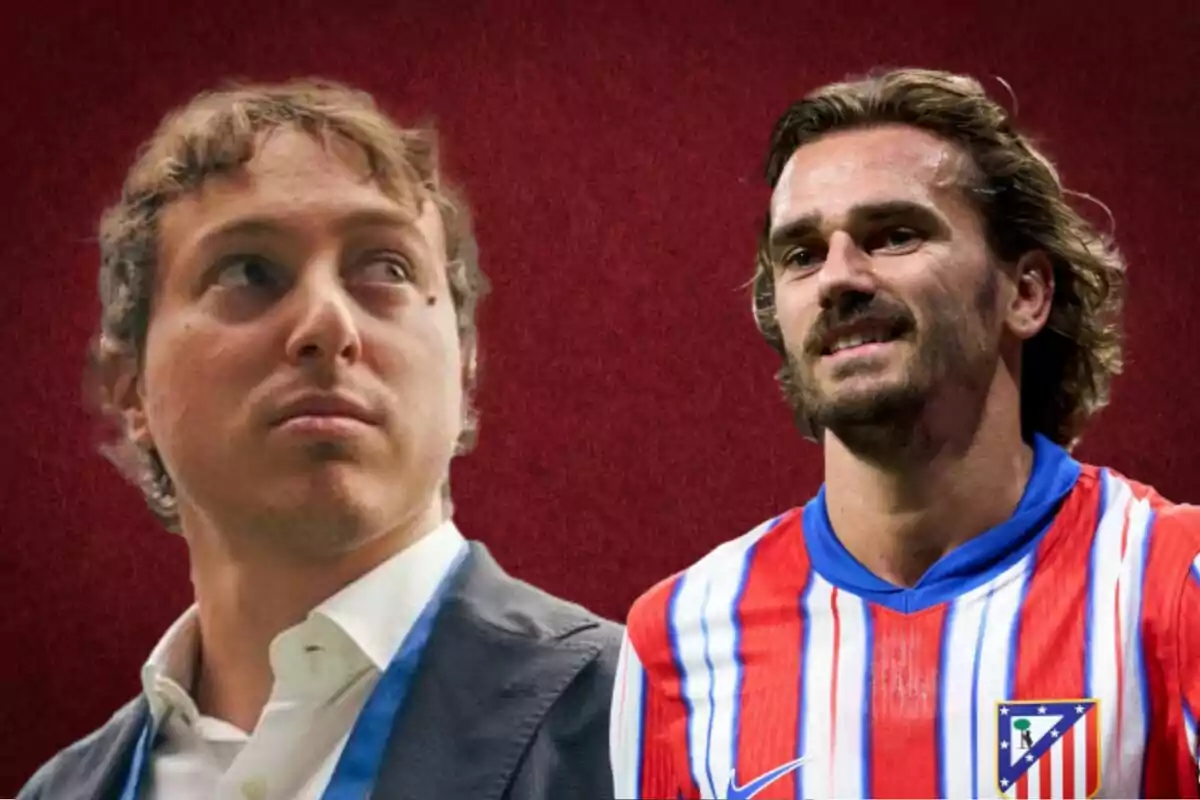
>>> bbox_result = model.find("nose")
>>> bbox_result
[284,273,363,367]
[816,231,877,312]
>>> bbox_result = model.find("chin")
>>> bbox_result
[255,496,405,560]
[802,361,919,414]
[818,368,905,402]
[256,465,404,528]
[816,380,928,429]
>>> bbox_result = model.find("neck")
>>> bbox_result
[821,377,1033,588]
[183,498,443,733]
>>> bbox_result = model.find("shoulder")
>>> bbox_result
[1098,466,1200,551]
[457,541,622,653]
[452,541,622,706]
[1090,467,1200,613]
[18,697,146,799]
[452,541,622,737]
[625,509,800,657]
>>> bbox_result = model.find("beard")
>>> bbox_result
[781,349,927,433]
[780,272,999,456]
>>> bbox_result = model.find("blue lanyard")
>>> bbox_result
[120,543,469,800]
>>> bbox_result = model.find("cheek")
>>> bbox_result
[773,281,817,348]
[374,310,464,418]
[432,319,465,421]
[140,320,257,443]
[907,264,969,323]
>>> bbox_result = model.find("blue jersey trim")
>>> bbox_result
[802,434,1082,613]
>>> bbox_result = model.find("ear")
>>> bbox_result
[104,355,154,450]
[453,336,478,456]
[1007,250,1055,341]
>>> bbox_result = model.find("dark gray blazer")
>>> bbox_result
[19,542,622,800]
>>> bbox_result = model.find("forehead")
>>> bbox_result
[159,128,445,259]
[769,124,976,231]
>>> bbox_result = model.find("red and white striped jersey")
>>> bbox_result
[612,437,1200,799]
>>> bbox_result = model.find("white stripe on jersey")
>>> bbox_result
[1026,751,1042,798]
[669,517,779,799]
[938,552,1034,798]
[973,558,1031,799]
[1088,470,1153,798]
[1073,715,1091,797]
[610,635,647,799]
[793,574,871,800]
[797,577,834,800]
[1185,701,1198,765]
[674,561,718,797]
[830,585,870,798]
[939,577,990,798]
[1048,725,1064,798]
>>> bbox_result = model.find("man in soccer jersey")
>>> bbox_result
[612,68,1200,799]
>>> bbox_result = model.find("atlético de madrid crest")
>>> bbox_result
[996,699,1101,798]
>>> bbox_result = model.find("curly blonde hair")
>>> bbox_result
[88,79,490,531]
[752,68,1126,448]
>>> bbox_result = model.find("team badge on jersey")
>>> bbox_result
[996,699,1101,798]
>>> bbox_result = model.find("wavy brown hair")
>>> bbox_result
[88,79,490,531]
[751,68,1126,448]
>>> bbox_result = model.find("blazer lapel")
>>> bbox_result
[33,696,149,800]
[372,543,605,800]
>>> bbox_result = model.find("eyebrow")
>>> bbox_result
[196,207,423,246]
[767,200,942,253]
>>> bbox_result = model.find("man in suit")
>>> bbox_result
[20,79,620,799]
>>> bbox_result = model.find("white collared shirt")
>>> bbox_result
[139,521,466,800]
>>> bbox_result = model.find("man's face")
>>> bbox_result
[766,124,1006,438]
[129,128,463,554]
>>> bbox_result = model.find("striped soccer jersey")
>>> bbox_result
[612,436,1200,799]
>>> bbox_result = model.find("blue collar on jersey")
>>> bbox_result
[803,433,1082,613]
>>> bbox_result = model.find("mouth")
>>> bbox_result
[270,393,381,428]
[818,320,910,357]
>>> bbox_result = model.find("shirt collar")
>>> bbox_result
[140,605,202,726]
[140,520,467,722]
[309,519,466,671]
[802,433,1081,613]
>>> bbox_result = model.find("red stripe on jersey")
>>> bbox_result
[639,668,697,798]
[1087,703,1100,795]
[1010,468,1099,699]
[1038,738,1053,792]
[867,605,946,799]
[1138,497,1200,798]
[733,511,809,800]
[1181,565,1200,765]
[1014,773,1028,798]
[627,574,702,799]
[1062,723,1077,797]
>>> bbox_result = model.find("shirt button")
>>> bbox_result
[241,777,268,800]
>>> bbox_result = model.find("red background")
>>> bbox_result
[3,0,1197,792]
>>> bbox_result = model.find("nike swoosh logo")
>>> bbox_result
[726,756,811,800]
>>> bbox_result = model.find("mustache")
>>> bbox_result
[802,296,916,355]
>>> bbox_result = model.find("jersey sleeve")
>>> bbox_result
[1179,551,1200,769]
[610,632,687,799]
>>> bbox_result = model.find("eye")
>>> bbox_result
[780,246,824,273]
[867,226,923,254]
[355,252,413,284]
[214,255,280,290]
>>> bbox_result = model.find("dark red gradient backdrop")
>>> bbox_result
[2,0,1197,791]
